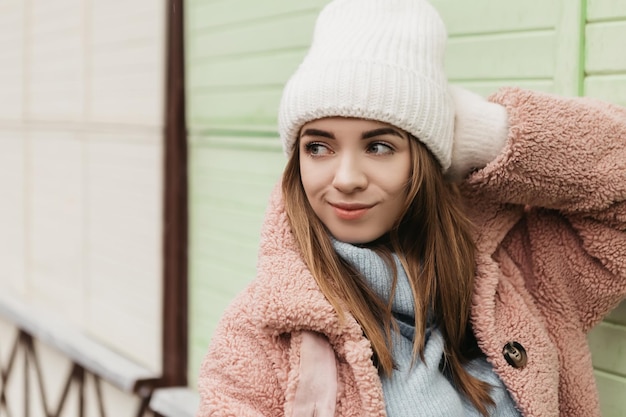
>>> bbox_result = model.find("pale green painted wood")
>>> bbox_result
[189,288,243,386]
[190,136,282,176]
[586,21,626,74]
[189,13,318,61]
[188,50,303,90]
[189,143,284,242]
[583,12,626,413]
[189,133,283,152]
[187,47,304,130]
[590,299,626,416]
[187,138,285,383]
[585,75,626,106]
[606,301,626,326]
[188,0,328,32]
[595,371,626,417]
[190,251,259,297]
[553,0,585,96]
[446,31,555,80]
[588,0,626,21]
[188,89,283,131]
[432,0,558,35]
[428,0,580,95]
[588,322,626,376]
[192,212,265,249]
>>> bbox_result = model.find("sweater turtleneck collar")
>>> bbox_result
[331,239,415,319]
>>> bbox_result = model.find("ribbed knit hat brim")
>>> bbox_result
[278,0,454,170]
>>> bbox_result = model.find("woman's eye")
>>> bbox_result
[368,142,394,155]
[304,142,331,156]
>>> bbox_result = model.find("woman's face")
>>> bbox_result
[299,117,412,244]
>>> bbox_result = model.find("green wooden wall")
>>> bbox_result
[585,0,626,105]
[185,0,626,413]
[583,3,626,415]
[434,0,582,96]
[185,0,329,386]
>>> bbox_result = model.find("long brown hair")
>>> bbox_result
[282,133,494,415]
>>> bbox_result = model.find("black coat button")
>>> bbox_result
[503,341,527,369]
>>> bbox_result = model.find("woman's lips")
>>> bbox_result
[331,203,372,220]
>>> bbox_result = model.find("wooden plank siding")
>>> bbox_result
[185,0,332,384]
[584,2,626,415]
[433,0,583,96]
[186,3,626,414]
[435,0,559,95]
[589,302,626,416]
[585,17,626,106]
[186,0,323,383]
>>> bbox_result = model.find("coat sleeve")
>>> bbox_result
[196,289,285,417]
[465,87,626,331]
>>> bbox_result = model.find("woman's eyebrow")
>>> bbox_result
[300,128,335,139]
[362,128,404,139]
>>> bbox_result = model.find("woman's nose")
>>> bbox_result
[332,154,367,193]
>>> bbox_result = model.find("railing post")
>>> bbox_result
[22,332,29,417]
[76,366,85,417]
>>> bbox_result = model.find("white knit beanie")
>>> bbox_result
[278,0,454,170]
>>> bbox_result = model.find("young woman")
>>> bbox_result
[196,0,626,416]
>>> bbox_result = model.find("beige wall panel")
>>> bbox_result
[0,1,25,120]
[0,0,167,411]
[586,21,626,74]
[90,0,166,126]
[0,130,26,297]
[86,133,162,371]
[446,31,555,80]
[29,130,85,327]
[92,0,162,16]
[28,0,84,121]
[588,0,626,21]
[91,2,163,45]
[90,44,164,125]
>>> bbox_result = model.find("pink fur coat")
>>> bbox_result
[196,88,626,417]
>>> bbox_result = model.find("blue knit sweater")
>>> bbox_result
[333,240,521,417]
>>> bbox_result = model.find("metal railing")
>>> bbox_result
[0,294,165,417]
